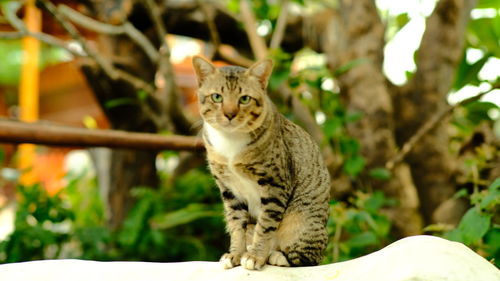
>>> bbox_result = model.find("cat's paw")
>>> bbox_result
[241,252,266,270]
[220,253,242,269]
[268,251,290,267]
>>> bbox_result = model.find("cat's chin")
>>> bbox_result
[205,122,245,134]
[205,120,253,134]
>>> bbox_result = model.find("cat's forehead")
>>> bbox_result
[206,65,250,92]
[219,65,247,75]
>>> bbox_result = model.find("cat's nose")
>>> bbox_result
[224,112,237,121]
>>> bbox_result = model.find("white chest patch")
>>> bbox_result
[204,123,250,161]
[204,123,261,218]
[226,170,262,218]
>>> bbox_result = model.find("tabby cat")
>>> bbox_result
[192,56,330,270]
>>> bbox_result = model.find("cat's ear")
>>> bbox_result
[246,59,273,90]
[192,56,217,85]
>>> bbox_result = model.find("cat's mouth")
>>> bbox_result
[203,115,256,134]
[212,118,250,133]
[205,118,236,131]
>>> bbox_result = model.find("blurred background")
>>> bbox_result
[0,0,498,267]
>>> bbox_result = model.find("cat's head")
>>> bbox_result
[192,56,273,133]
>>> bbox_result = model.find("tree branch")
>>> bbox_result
[197,0,220,59]
[194,1,254,66]
[0,118,204,151]
[269,0,290,49]
[1,2,83,56]
[57,4,159,63]
[239,0,268,59]
[386,85,500,170]
[0,31,83,56]
[217,44,254,67]
[397,0,478,139]
[144,0,193,134]
[38,0,154,95]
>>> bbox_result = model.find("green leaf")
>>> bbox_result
[345,232,378,248]
[344,112,363,123]
[489,177,500,191]
[119,195,155,246]
[339,138,360,155]
[333,58,369,77]
[476,0,500,9]
[479,178,500,211]
[136,90,148,101]
[104,97,136,109]
[150,229,166,247]
[288,76,301,88]
[226,0,240,13]
[343,155,365,177]
[453,188,469,199]
[371,215,391,237]
[322,118,342,139]
[369,168,392,181]
[483,228,500,256]
[464,101,498,124]
[364,191,389,213]
[457,207,491,244]
[452,52,490,90]
[445,228,465,243]
[151,203,221,230]
[269,68,290,90]
[468,17,500,57]
[395,13,410,30]
[305,78,320,89]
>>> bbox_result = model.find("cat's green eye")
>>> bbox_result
[211,93,223,103]
[239,95,251,104]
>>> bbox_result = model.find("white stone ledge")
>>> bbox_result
[1,236,499,281]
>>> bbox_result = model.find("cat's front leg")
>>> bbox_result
[241,197,286,270]
[219,188,250,269]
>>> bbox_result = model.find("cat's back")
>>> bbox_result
[278,115,330,195]
[279,115,324,166]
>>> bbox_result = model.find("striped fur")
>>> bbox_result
[193,56,330,270]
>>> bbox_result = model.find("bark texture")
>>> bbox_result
[394,0,476,223]
[322,0,422,236]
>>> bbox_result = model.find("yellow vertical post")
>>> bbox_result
[18,0,41,185]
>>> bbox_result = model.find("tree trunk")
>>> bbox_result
[322,0,422,236]
[77,1,161,228]
[79,63,160,228]
[394,0,476,223]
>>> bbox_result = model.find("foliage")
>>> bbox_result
[0,157,225,263]
[324,191,395,263]
[116,167,225,262]
[0,184,74,262]
[428,178,500,267]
